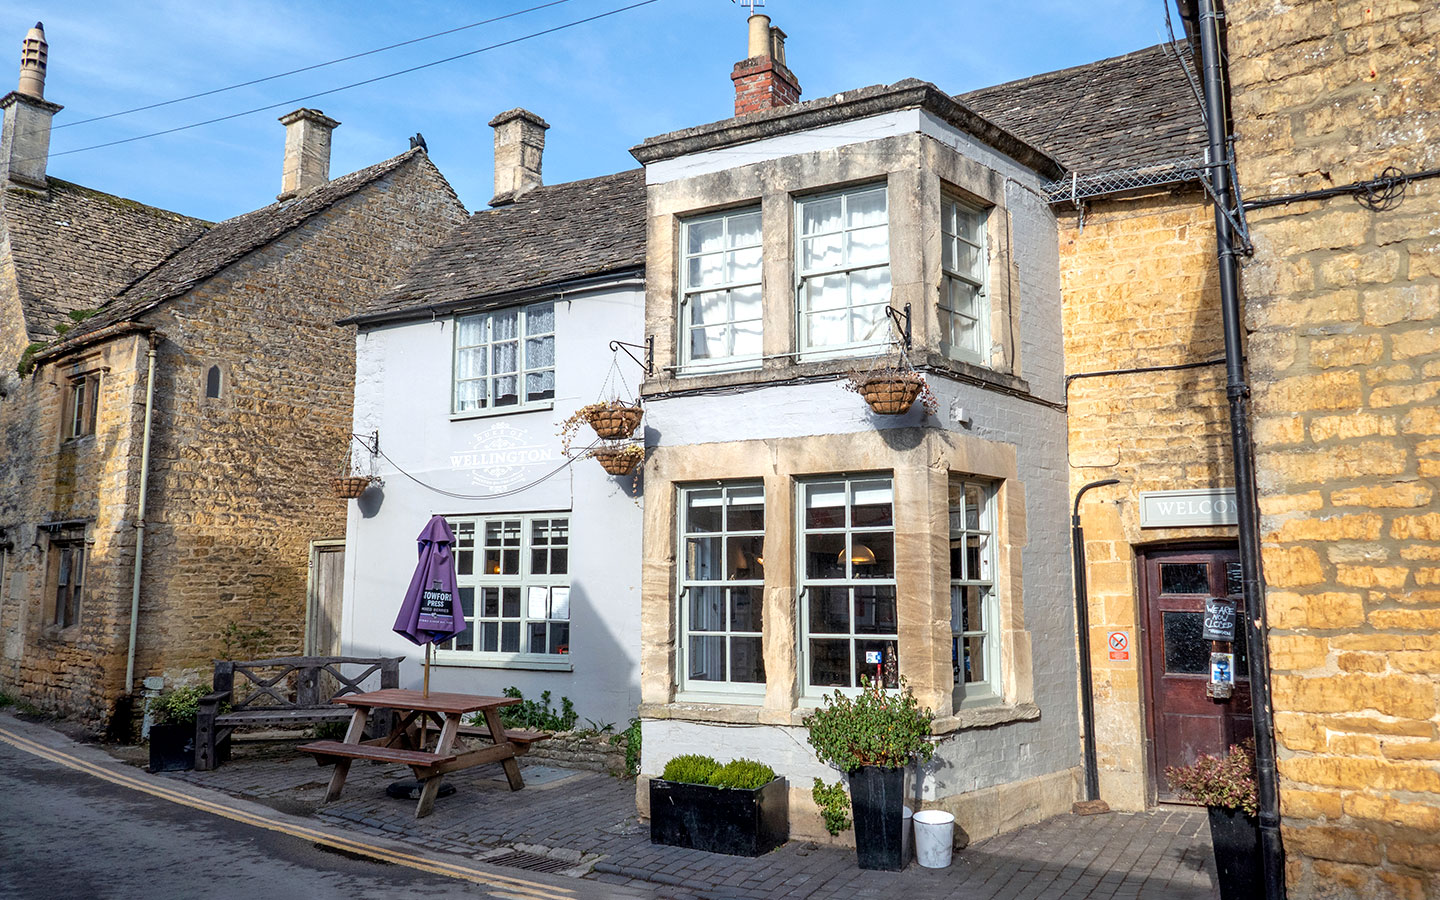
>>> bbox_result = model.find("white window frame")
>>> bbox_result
[452,301,556,415]
[676,482,767,696]
[679,207,764,374]
[437,513,571,670]
[951,478,1000,706]
[797,474,898,696]
[795,184,892,358]
[940,195,990,365]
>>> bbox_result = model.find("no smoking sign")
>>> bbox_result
[1107,631,1130,661]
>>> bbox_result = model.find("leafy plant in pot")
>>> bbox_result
[649,754,788,856]
[1166,740,1261,900]
[148,684,210,772]
[805,676,935,870]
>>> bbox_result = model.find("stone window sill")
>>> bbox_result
[931,701,1041,735]
[641,350,1029,399]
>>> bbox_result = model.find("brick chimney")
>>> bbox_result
[489,108,548,207]
[277,108,339,201]
[0,22,62,189]
[731,14,801,117]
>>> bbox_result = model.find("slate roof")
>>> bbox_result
[957,44,1206,177]
[346,168,646,325]
[2,179,209,341]
[55,147,430,347]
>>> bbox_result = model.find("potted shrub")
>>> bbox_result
[843,366,939,416]
[804,677,935,870]
[650,754,789,856]
[148,684,209,772]
[1166,741,1262,900]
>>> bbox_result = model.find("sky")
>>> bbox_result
[0,1,1178,221]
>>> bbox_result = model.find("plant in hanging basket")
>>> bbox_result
[332,475,374,499]
[843,366,939,416]
[558,401,644,452]
[589,443,646,476]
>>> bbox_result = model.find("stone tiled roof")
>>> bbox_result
[346,169,646,325]
[2,179,209,341]
[58,147,429,346]
[957,44,1206,177]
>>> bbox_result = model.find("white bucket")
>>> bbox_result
[902,806,914,864]
[912,809,955,868]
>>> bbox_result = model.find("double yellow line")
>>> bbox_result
[0,724,575,900]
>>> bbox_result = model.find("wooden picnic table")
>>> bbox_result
[297,688,548,818]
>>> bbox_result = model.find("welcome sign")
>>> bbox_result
[1139,488,1238,528]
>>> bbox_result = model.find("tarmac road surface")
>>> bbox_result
[0,717,658,900]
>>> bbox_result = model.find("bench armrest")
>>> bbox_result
[197,690,232,714]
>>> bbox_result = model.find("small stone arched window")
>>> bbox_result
[205,365,222,399]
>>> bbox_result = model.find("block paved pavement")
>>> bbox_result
[164,745,1218,899]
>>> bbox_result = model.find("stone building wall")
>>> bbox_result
[1058,189,1238,811]
[1,157,466,731]
[1227,1,1440,896]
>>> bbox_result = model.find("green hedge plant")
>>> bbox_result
[662,753,720,785]
[804,676,936,772]
[709,759,777,790]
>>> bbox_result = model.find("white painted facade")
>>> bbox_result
[341,280,647,726]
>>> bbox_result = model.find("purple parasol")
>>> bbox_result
[394,516,466,694]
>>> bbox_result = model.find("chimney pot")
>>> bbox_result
[1,22,61,189]
[277,107,339,201]
[489,108,549,207]
[732,15,800,117]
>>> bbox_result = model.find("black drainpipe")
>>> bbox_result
[1195,0,1285,895]
[1072,478,1119,809]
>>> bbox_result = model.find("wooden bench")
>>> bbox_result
[456,724,552,748]
[297,740,457,768]
[193,655,402,771]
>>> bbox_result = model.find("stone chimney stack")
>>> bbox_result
[277,108,339,201]
[731,14,801,117]
[1,22,62,189]
[489,108,548,207]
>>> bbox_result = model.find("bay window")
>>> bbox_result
[678,483,765,692]
[799,476,897,691]
[796,185,891,355]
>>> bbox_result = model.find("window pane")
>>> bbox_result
[689,635,726,681]
[688,252,725,289]
[727,486,765,531]
[732,319,762,358]
[528,623,547,654]
[527,586,548,619]
[850,533,894,579]
[689,326,727,362]
[691,290,729,326]
[459,587,474,619]
[728,535,765,580]
[1163,612,1208,673]
[806,273,848,310]
[730,587,762,633]
[688,218,723,254]
[549,622,569,655]
[482,622,499,652]
[954,242,984,280]
[846,225,888,267]
[805,532,846,579]
[805,309,847,349]
[492,342,517,375]
[457,315,484,346]
[846,187,887,227]
[492,310,518,341]
[850,299,887,344]
[482,588,500,617]
[526,335,555,369]
[1226,562,1243,597]
[689,586,726,632]
[802,233,843,271]
[810,639,851,687]
[686,489,723,533]
[730,286,761,322]
[1161,563,1209,595]
[727,211,761,246]
[525,303,554,334]
[455,380,483,412]
[804,482,846,528]
[851,480,893,526]
[801,196,842,237]
[730,637,765,683]
[727,246,762,284]
[855,640,898,688]
[502,587,521,618]
[494,375,519,407]
[501,621,521,653]
[685,536,723,581]
[809,587,850,634]
[526,370,555,402]
[454,622,473,651]
[550,587,570,619]
[963,636,985,684]
[853,585,896,634]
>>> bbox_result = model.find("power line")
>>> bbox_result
[54,0,577,131]
[38,0,663,164]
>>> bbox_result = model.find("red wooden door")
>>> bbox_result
[1140,546,1252,802]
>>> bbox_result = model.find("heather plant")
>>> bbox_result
[804,676,935,772]
[662,753,720,785]
[1165,740,1258,816]
[709,759,776,790]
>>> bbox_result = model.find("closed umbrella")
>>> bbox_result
[393,515,467,696]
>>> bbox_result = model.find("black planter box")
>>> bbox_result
[849,765,907,870]
[650,776,788,856]
[1207,806,1262,900]
[148,722,195,773]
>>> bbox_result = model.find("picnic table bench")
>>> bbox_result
[194,655,402,771]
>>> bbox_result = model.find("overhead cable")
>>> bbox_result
[54,0,577,131]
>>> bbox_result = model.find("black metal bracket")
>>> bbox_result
[885,303,912,350]
[609,336,655,376]
[351,431,380,455]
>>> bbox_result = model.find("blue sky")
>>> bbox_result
[1,1,1175,221]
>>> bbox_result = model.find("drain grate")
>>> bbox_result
[485,850,575,874]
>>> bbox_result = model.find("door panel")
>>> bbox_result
[1141,546,1251,802]
[307,544,345,657]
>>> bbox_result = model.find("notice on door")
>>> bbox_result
[1107,631,1130,661]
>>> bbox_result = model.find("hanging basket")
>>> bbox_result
[332,475,374,499]
[584,402,644,440]
[857,374,923,415]
[591,445,644,476]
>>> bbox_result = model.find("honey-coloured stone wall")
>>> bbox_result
[1228,1,1440,896]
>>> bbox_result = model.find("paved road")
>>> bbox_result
[0,720,655,900]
